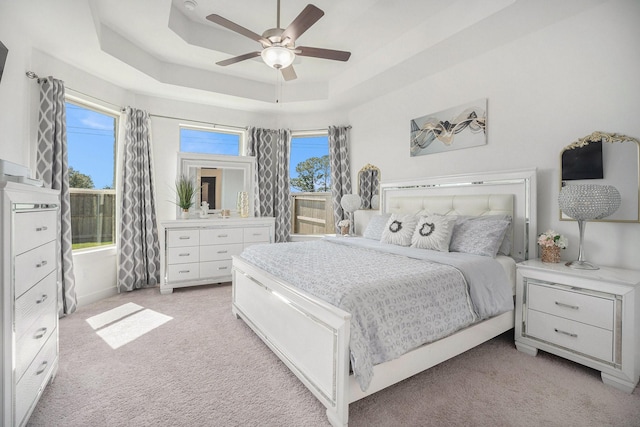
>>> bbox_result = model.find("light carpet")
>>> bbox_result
[27,284,640,427]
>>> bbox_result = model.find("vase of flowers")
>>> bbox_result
[338,219,350,236]
[537,230,567,263]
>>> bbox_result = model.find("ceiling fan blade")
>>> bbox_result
[297,46,351,62]
[280,4,324,42]
[206,14,269,45]
[216,52,261,66]
[281,65,297,81]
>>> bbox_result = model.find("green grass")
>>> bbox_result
[72,241,114,250]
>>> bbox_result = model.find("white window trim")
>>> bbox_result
[179,123,246,155]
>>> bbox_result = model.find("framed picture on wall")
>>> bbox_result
[410,98,487,156]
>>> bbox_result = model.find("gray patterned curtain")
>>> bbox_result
[247,127,291,242]
[117,107,161,292]
[328,125,353,234]
[36,77,77,316]
[358,168,379,209]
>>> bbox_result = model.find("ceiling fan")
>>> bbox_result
[206,0,351,81]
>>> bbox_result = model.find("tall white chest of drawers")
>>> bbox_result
[1,182,60,426]
[160,217,275,294]
[515,259,640,393]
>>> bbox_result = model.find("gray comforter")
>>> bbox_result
[240,237,513,391]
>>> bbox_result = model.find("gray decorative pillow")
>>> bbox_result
[410,215,457,252]
[449,218,511,257]
[380,214,417,246]
[362,214,391,240]
[453,215,513,255]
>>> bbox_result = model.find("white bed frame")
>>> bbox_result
[232,169,537,427]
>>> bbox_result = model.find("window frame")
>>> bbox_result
[179,124,246,156]
[65,95,119,253]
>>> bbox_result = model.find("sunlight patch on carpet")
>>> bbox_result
[86,302,145,330]
[87,304,173,349]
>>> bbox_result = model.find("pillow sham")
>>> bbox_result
[410,215,457,252]
[380,214,417,246]
[449,217,511,257]
[453,215,513,256]
[362,213,391,240]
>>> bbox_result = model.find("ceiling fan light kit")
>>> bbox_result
[206,1,351,81]
[261,45,295,69]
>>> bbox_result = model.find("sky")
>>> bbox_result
[66,104,329,191]
[66,102,116,189]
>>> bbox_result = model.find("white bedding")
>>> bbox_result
[240,237,513,392]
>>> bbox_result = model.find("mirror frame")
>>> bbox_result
[559,131,640,223]
[358,163,381,210]
[177,152,256,217]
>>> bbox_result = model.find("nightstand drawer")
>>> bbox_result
[528,282,614,330]
[527,309,613,362]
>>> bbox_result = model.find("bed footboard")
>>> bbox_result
[232,256,352,427]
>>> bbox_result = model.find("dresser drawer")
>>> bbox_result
[16,332,57,427]
[200,243,243,262]
[527,309,613,362]
[201,260,233,279]
[14,210,57,256]
[528,282,614,330]
[15,307,57,382]
[166,229,199,247]
[166,263,199,282]
[166,246,199,264]
[15,270,57,341]
[14,240,57,298]
[200,228,243,245]
[244,227,271,243]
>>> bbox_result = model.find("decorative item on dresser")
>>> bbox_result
[160,217,275,294]
[558,184,621,270]
[515,259,640,393]
[1,181,60,426]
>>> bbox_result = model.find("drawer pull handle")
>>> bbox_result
[252,233,262,236]
[36,260,48,268]
[178,253,190,257]
[36,361,48,375]
[217,250,228,254]
[554,328,578,338]
[36,226,48,232]
[179,270,190,274]
[37,294,48,304]
[179,236,191,240]
[218,234,228,238]
[34,327,48,339]
[555,301,579,310]
[218,266,228,270]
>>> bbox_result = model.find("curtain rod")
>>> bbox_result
[148,113,247,131]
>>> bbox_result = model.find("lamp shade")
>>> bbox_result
[261,46,295,69]
[340,194,362,213]
[558,184,621,220]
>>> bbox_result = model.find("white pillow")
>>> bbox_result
[453,215,513,255]
[380,214,417,246]
[410,215,457,252]
[362,214,391,240]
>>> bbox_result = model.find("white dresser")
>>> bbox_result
[160,217,275,294]
[515,259,640,393]
[1,182,60,426]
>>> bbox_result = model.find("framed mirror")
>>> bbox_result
[177,152,256,217]
[560,132,640,222]
[358,164,381,210]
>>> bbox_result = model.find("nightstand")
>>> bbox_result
[515,259,640,393]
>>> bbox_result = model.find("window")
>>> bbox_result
[289,133,333,235]
[66,100,117,250]
[180,126,242,155]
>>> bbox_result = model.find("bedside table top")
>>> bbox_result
[518,259,640,287]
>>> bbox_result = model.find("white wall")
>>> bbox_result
[347,0,640,270]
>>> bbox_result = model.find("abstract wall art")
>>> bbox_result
[410,99,487,156]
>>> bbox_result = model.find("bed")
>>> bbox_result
[231,168,537,427]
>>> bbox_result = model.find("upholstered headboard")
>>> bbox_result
[378,169,537,261]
